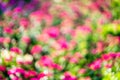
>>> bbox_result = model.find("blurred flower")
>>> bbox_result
[39,56,53,67]
[24,70,37,78]
[4,27,13,34]
[10,47,22,54]
[1,49,13,61]
[78,68,86,74]
[8,68,25,75]
[31,45,42,54]
[0,37,4,43]
[47,27,60,38]
[24,54,33,64]
[13,7,22,14]
[21,36,31,44]
[0,65,6,72]
[52,63,62,71]
[58,38,68,49]
[16,55,24,64]
[89,59,102,71]
[19,18,30,28]
[37,72,46,79]
[63,72,77,80]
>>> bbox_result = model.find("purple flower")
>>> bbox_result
[0,2,6,12]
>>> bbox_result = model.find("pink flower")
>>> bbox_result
[4,27,13,34]
[58,38,68,49]
[105,64,112,68]
[78,25,92,33]
[31,45,42,54]
[88,2,100,11]
[96,41,104,53]
[21,36,31,44]
[101,53,116,61]
[8,68,25,75]
[89,59,102,71]
[117,52,120,58]
[36,34,49,43]
[78,68,86,74]
[60,11,70,19]
[30,78,38,80]
[44,14,53,26]
[47,27,60,38]
[69,52,82,64]
[69,57,78,63]
[15,68,25,74]
[4,10,12,17]
[63,72,77,80]
[30,10,44,22]
[109,52,117,58]
[0,65,6,72]
[24,70,37,78]
[39,56,53,67]
[38,73,46,79]
[52,63,63,71]
[13,7,22,14]
[19,18,29,28]
[10,47,22,54]
[103,11,112,19]
[41,2,51,13]
[0,37,4,43]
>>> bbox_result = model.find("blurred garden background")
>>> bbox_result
[0,0,120,80]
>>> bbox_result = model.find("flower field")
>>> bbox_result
[0,0,120,80]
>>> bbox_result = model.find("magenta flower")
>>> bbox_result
[13,7,22,14]
[39,56,53,67]
[30,78,38,80]
[52,63,63,71]
[24,70,37,78]
[31,45,42,54]
[37,72,46,79]
[8,68,25,75]
[102,54,112,61]
[109,52,117,58]
[19,18,29,28]
[63,72,77,80]
[10,47,22,54]
[47,27,60,38]
[0,65,6,72]
[58,38,68,49]
[4,27,13,34]
[89,59,102,71]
